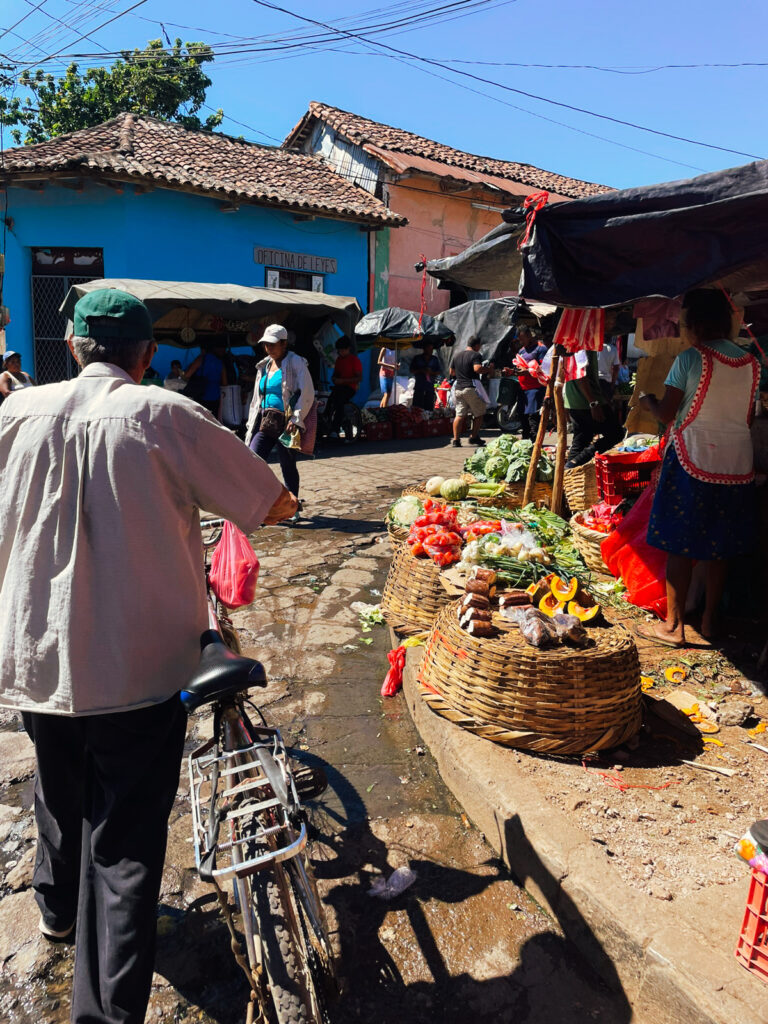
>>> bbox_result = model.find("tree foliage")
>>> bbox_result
[0,39,224,145]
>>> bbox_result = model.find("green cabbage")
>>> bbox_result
[485,456,509,482]
[439,478,470,500]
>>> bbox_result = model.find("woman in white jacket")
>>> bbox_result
[245,325,315,511]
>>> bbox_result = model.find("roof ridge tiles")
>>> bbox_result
[288,100,611,199]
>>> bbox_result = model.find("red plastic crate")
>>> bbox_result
[363,421,393,442]
[735,868,768,983]
[594,451,661,504]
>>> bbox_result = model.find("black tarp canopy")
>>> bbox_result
[426,159,768,309]
[354,306,454,347]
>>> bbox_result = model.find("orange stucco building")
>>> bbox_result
[284,103,610,315]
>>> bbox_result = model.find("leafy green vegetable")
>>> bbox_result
[484,456,509,482]
[386,496,423,526]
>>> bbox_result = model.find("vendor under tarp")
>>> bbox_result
[426,159,768,313]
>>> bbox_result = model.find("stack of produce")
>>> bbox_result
[464,436,554,484]
[457,569,497,638]
[424,477,505,502]
[406,504,463,567]
[580,501,624,534]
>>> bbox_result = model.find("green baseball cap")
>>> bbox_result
[73,288,153,341]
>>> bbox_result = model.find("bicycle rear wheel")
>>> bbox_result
[251,857,335,1024]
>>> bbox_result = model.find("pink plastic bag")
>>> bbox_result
[209,522,260,609]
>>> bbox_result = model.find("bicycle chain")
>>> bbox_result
[212,875,269,1024]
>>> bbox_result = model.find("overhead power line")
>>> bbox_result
[249,0,764,163]
[441,59,768,74]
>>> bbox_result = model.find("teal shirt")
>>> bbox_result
[262,367,284,411]
[665,339,747,427]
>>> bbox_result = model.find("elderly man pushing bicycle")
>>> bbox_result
[0,289,296,1024]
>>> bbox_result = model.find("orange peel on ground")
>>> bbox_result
[702,736,724,746]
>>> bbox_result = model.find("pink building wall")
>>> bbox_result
[381,175,512,314]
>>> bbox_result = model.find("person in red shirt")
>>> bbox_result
[326,336,363,438]
[514,328,548,440]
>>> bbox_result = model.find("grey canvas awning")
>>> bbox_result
[60,278,363,340]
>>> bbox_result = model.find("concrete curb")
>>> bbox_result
[401,647,768,1024]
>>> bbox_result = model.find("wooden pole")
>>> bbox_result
[551,357,568,516]
[522,352,560,506]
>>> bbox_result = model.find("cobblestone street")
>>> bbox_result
[0,437,630,1024]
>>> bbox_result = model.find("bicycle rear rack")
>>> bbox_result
[188,730,307,882]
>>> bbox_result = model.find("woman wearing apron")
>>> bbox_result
[639,289,759,647]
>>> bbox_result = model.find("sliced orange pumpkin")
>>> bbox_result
[640,675,655,691]
[550,575,578,602]
[539,592,565,617]
[696,720,720,735]
[664,665,688,684]
[567,599,601,623]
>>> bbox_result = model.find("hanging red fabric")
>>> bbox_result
[552,307,605,353]
[417,252,428,330]
[517,190,549,250]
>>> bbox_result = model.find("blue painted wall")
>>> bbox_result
[2,181,373,395]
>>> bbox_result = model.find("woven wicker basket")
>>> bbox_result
[386,522,409,550]
[570,512,608,573]
[418,602,641,755]
[564,460,599,514]
[381,544,451,635]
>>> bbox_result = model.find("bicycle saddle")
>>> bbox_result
[180,630,267,712]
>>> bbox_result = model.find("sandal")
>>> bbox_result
[634,623,685,649]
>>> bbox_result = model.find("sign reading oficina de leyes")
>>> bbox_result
[254,247,337,275]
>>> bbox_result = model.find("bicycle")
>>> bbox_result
[180,518,337,1024]
[315,389,363,444]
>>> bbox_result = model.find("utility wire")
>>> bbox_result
[0,1,50,45]
[12,0,149,78]
[441,59,768,74]
[250,0,763,162]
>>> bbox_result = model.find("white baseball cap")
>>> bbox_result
[260,324,288,345]
[3,350,19,361]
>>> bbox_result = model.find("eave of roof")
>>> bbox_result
[0,113,406,227]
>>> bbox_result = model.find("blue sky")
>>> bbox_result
[2,0,766,189]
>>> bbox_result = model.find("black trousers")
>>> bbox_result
[250,430,300,497]
[324,384,355,433]
[566,405,623,468]
[23,698,187,1024]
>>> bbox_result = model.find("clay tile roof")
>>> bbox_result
[285,102,612,200]
[0,113,405,225]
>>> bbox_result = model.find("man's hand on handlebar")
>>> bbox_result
[264,487,299,524]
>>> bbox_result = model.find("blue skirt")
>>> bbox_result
[647,448,756,560]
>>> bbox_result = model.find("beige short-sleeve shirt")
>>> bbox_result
[0,363,283,715]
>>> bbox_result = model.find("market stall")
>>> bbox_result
[380,477,642,755]
[60,277,364,425]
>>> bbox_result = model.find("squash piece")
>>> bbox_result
[640,676,655,691]
[664,666,688,684]
[550,575,578,602]
[696,721,720,735]
[539,592,564,617]
[567,599,601,623]
[702,736,724,747]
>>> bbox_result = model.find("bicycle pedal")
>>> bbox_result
[293,764,328,801]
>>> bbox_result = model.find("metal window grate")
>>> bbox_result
[31,274,101,383]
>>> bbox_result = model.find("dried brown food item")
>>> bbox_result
[467,620,495,638]
[460,593,491,611]
[499,590,531,608]
[465,579,490,597]
[552,613,589,647]
[472,567,497,586]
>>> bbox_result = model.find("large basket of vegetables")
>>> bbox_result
[417,602,641,755]
[463,437,553,508]
[381,543,452,634]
